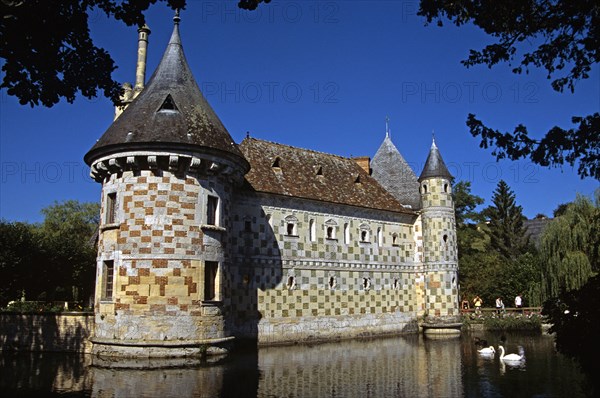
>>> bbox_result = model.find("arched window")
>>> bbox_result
[325,219,337,240]
[328,276,337,290]
[287,276,296,290]
[377,227,383,247]
[359,224,370,243]
[309,219,316,242]
[344,223,350,244]
[362,277,371,291]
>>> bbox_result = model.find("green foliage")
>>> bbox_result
[539,193,599,300]
[467,113,600,180]
[0,201,100,306]
[543,274,600,393]
[457,180,540,307]
[0,0,268,107]
[1,301,66,313]
[418,1,599,179]
[0,222,40,305]
[484,180,531,260]
[482,314,542,331]
[452,180,484,226]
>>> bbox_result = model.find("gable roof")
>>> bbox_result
[239,138,415,214]
[84,17,246,168]
[371,134,421,209]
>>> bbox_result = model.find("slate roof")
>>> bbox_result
[523,218,553,248]
[84,17,246,168]
[239,138,416,214]
[371,134,421,209]
[419,138,452,181]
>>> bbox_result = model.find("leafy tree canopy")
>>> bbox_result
[0,201,100,306]
[540,191,599,299]
[418,0,599,180]
[0,0,269,107]
[452,180,484,226]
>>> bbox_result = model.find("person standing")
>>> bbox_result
[473,295,483,314]
[495,297,504,314]
[515,294,523,313]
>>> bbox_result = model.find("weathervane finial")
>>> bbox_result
[174,9,181,25]
[385,116,390,138]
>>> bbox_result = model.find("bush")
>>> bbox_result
[483,314,543,331]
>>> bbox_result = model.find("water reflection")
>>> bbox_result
[0,332,590,398]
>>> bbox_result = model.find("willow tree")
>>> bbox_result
[540,192,600,300]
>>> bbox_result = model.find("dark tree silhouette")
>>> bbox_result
[418,0,599,180]
[0,0,269,107]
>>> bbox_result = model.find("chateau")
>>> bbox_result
[84,15,459,358]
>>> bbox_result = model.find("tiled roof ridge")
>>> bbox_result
[242,137,358,163]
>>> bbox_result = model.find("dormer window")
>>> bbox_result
[316,166,323,176]
[284,215,298,236]
[272,157,281,168]
[325,219,337,240]
[359,224,371,243]
[158,94,178,112]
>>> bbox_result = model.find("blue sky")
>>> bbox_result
[1,1,598,222]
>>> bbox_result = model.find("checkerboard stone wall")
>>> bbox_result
[423,270,459,317]
[229,195,423,342]
[95,169,231,343]
[420,176,460,318]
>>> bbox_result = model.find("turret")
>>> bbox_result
[114,24,151,120]
[418,138,460,329]
[85,12,249,359]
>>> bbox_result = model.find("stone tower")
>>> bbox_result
[84,14,249,358]
[418,138,460,324]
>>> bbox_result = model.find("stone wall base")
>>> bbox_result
[90,336,234,359]
[254,313,419,345]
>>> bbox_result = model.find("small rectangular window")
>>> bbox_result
[102,260,114,300]
[206,196,218,225]
[105,192,117,224]
[244,220,252,232]
[286,222,295,236]
[204,261,219,301]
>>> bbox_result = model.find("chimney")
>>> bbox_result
[134,24,151,96]
[353,156,371,175]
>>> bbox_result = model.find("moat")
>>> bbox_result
[0,331,589,398]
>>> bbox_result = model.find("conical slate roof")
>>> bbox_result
[84,17,246,166]
[418,138,452,181]
[370,134,421,209]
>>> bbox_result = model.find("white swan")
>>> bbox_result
[478,346,496,355]
[498,345,525,362]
